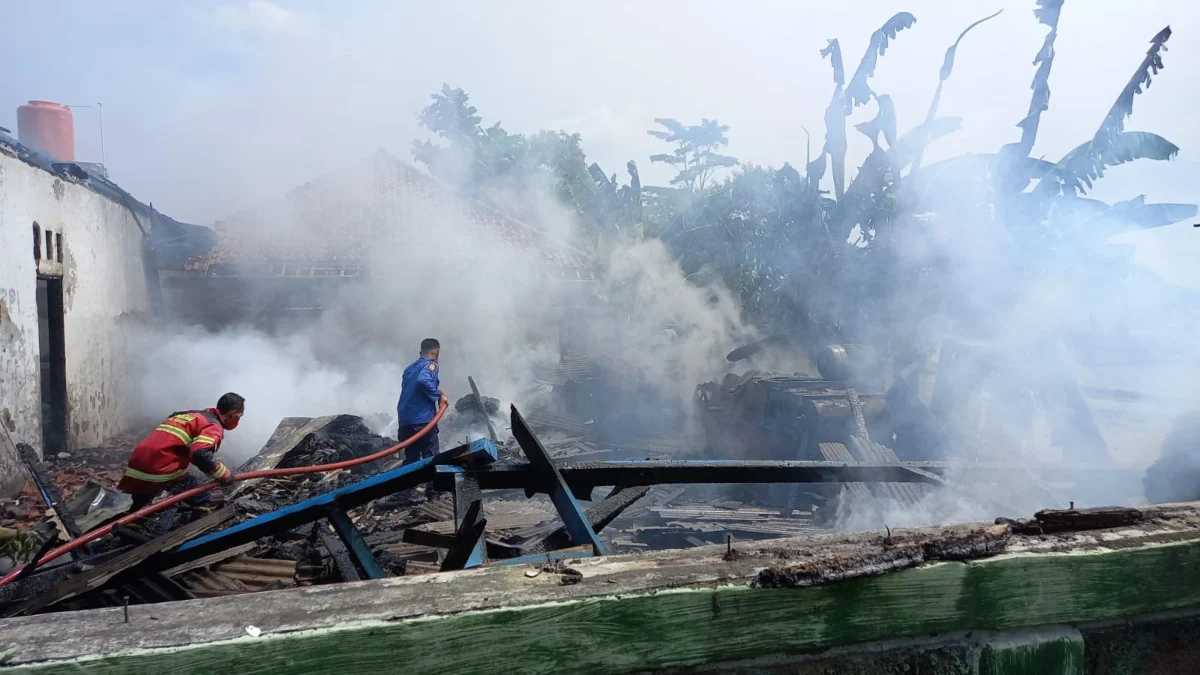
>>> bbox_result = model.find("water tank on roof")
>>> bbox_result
[17,101,75,161]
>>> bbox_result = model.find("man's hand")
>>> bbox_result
[439,393,449,409]
[217,471,236,486]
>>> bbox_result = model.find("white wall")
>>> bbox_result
[0,146,151,497]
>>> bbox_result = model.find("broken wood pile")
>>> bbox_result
[0,381,1147,620]
[0,402,847,616]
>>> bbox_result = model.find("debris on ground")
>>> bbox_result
[0,404,835,615]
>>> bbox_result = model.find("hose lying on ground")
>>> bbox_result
[0,397,448,587]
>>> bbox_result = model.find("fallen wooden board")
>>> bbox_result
[2,505,235,617]
[5,503,1200,672]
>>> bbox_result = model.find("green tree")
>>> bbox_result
[647,118,738,192]
[411,84,642,249]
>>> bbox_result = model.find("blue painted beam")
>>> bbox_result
[157,439,499,570]
[510,406,606,555]
[326,507,386,580]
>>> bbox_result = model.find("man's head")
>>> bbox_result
[420,338,441,362]
[216,392,245,430]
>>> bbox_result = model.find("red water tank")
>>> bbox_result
[17,101,75,161]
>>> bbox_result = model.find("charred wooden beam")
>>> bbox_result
[523,485,650,555]
[999,505,1145,535]
[468,376,499,444]
[317,524,361,583]
[4,505,235,617]
[511,406,605,555]
[435,460,1137,500]
[325,508,385,580]
[400,528,522,560]
[440,500,486,572]
[16,442,82,540]
[446,473,487,569]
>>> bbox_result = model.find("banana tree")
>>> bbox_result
[808,12,916,201]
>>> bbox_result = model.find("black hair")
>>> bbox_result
[217,392,246,414]
[420,338,440,354]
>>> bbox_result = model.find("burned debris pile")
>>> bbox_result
[0,359,1148,618]
[239,415,398,507]
[0,402,862,617]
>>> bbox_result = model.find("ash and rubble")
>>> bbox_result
[222,397,822,573]
[0,386,822,614]
[0,355,1159,615]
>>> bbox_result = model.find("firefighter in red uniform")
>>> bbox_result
[118,392,245,513]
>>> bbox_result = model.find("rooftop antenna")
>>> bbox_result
[64,102,104,166]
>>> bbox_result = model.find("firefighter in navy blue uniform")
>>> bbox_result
[396,338,449,465]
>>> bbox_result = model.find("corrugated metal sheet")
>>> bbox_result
[211,557,297,589]
[174,556,297,598]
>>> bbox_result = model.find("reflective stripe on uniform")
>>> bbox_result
[209,463,230,480]
[192,435,217,448]
[123,466,189,483]
[155,424,193,445]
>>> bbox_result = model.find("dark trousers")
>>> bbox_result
[129,473,211,512]
[399,423,440,466]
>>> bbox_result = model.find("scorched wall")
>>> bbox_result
[0,146,152,497]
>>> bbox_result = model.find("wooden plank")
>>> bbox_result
[440,500,486,572]
[318,525,360,583]
[162,543,257,578]
[523,485,650,555]
[510,406,605,555]
[15,442,82,540]
[3,505,235,617]
[447,474,487,569]
[326,508,385,580]
[467,376,499,444]
[4,510,1200,672]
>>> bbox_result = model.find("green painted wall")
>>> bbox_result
[5,540,1200,674]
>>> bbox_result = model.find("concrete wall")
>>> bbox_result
[0,147,151,496]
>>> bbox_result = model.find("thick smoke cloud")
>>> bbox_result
[132,157,755,465]
[111,2,1200,527]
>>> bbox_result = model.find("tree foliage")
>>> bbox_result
[810,13,916,201]
[410,2,1193,351]
[1036,27,1174,196]
[412,83,642,247]
[634,2,1191,344]
[647,118,738,192]
[911,10,1003,170]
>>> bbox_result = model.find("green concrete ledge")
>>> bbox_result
[4,503,1200,674]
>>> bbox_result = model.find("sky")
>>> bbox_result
[2,0,1198,287]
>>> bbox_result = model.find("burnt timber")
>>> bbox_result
[3,502,1200,673]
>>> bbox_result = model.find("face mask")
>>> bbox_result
[223,414,241,430]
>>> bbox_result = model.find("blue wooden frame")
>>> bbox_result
[159,439,498,570]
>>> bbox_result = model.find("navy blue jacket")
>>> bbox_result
[397,356,441,426]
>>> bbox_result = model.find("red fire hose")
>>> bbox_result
[0,398,448,587]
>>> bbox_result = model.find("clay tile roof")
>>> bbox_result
[185,150,596,281]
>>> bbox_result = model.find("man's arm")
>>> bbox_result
[418,367,447,409]
[190,424,233,484]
